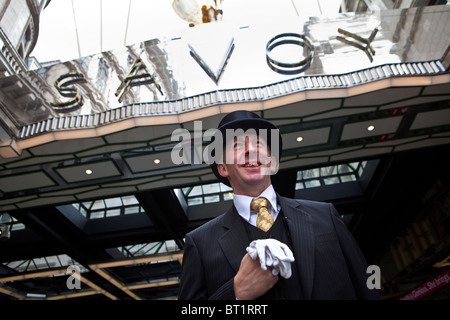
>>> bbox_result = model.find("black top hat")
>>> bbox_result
[210,110,283,186]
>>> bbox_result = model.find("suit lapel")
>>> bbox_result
[278,195,315,300]
[218,206,250,273]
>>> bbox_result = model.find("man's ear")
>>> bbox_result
[217,163,229,178]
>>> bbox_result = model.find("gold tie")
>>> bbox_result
[251,197,274,232]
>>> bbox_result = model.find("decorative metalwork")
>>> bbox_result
[266,33,314,75]
[51,72,86,113]
[188,37,235,85]
[0,6,446,141]
[17,59,446,140]
[336,28,378,62]
[115,58,163,103]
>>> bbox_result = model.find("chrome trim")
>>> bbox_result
[17,59,447,140]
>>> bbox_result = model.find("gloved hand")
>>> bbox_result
[246,239,295,279]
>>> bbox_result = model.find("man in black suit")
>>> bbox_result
[178,110,380,300]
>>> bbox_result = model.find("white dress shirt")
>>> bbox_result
[233,184,280,227]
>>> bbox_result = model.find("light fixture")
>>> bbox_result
[296,136,304,142]
[85,169,93,175]
[154,159,161,164]
[367,125,375,132]
[172,0,223,27]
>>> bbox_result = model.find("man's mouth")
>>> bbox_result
[243,162,261,168]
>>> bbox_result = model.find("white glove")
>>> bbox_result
[246,239,295,279]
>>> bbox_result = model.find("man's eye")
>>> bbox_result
[256,140,266,147]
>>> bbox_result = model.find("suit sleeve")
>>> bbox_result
[178,233,208,300]
[178,232,236,300]
[329,203,381,300]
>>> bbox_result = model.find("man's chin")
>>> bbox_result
[241,173,271,186]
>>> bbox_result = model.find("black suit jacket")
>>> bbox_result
[178,195,380,300]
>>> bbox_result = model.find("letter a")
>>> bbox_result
[366,265,381,289]
[66,265,81,290]
[115,58,163,103]
[171,128,192,165]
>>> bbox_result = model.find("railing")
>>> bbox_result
[18,59,447,140]
[0,27,28,75]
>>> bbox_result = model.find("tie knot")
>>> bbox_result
[250,197,269,211]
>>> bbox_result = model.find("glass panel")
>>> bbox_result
[187,197,203,206]
[305,179,321,188]
[341,174,357,182]
[11,223,25,231]
[219,183,232,192]
[124,206,140,215]
[5,254,86,273]
[202,183,221,194]
[91,200,105,210]
[324,177,340,185]
[295,182,304,190]
[179,182,237,206]
[303,168,320,178]
[90,211,105,219]
[106,208,121,217]
[105,197,122,208]
[204,195,220,203]
[82,201,94,210]
[164,240,178,252]
[189,186,203,197]
[338,164,352,174]
[121,195,139,206]
[223,192,234,201]
[320,166,337,176]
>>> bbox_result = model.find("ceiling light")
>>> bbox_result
[85,169,93,175]
[296,136,304,142]
[367,125,375,132]
[154,159,161,164]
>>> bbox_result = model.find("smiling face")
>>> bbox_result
[216,133,277,197]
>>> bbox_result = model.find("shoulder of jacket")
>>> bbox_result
[278,195,330,209]
[186,209,229,239]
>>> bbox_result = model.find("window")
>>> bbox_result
[177,182,233,206]
[71,195,143,219]
[4,254,85,273]
[295,161,367,190]
[0,213,25,232]
[116,240,180,258]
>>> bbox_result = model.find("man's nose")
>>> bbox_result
[245,139,258,155]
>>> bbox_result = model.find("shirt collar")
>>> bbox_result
[233,185,278,223]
